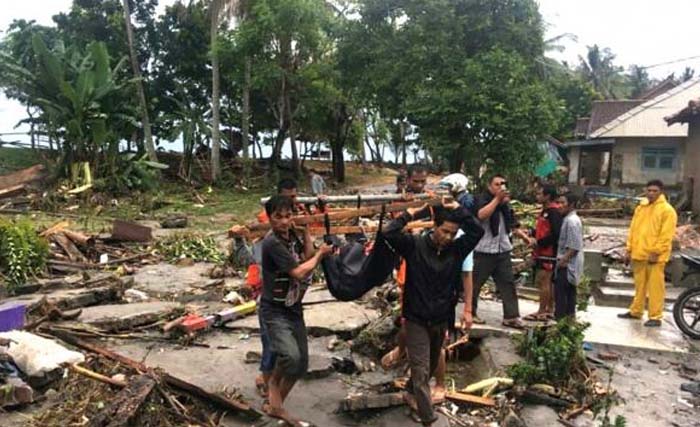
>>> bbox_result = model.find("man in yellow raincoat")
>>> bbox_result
[618,180,677,327]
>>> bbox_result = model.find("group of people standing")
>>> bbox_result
[243,167,677,427]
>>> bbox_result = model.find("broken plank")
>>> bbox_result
[0,164,45,190]
[40,221,71,238]
[50,331,261,419]
[445,391,496,407]
[88,375,155,427]
[111,220,152,242]
[235,220,434,239]
[239,198,442,234]
[52,232,89,263]
[0,184,26,200]
[62,229,94,247]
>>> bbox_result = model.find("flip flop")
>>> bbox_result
[502,319,526,330]
[523,312,543,321]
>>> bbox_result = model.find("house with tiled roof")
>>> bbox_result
[566,78,700,187]
[666,96,700,211]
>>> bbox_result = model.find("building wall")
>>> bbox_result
[611,137,686,185]
[685,121,700,212]
[568,146,580,184]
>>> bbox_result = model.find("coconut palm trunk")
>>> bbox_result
[122,0,157,161]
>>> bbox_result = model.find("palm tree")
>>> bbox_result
[121,0,157,161]
[578,45,627,99]
[209,0,248,182]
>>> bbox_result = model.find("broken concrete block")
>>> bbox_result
[76,302,182,332]
[340,392,404,411]
[584,250,603,283]
[112,219,153,242]
[305,354,335,379]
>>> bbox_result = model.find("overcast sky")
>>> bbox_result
[2,0,700,145]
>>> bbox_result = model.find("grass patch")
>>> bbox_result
[0,147,46,174]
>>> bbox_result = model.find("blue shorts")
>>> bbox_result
[258,309,277,373]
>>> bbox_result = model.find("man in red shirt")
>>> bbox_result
[524,184,562,321]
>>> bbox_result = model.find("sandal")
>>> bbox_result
[502,319,526,330]
[523,312,544,321]
[472,315,486,325]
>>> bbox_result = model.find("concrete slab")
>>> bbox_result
[74,301,182,331]
[225,301,381,338]
[579,305,690,354]
[132,262,215,298]
[594,285,682,308]
[302,287,337,305]
[1,286,121,311]
[473,299,692,354]
[107,332,376,427]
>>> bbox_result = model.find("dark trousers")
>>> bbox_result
[405,320,447,424]
[472,252,520,319]
[554,268,577,320]
[262,313,308,379]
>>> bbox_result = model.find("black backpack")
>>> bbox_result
[321,206,398,301]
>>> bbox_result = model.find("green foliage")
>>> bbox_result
[592,370,627,427]
[0,34,137,180]
[577,275,592,312]
[508,319,589,386]
[0,220,49,291]
[94,153,167,194]
[155,233,225,264]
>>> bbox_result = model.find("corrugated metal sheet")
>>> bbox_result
[590,79,700,138]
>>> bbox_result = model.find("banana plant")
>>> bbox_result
[1,34,138,182]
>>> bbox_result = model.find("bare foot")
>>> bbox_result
[255,375,268,398]
[431,385,446,404]
[381,347,402,370]
[402,391,418,412]
[262,402,304,427]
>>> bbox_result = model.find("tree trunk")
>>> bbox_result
[242,56,251,160]
[399,121,406,166]
[122,0,157,162]
[286,90,300,177]
[332,140,345,183]
[210,8,222,182]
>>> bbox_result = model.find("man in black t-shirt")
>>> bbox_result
[259,195,332,425]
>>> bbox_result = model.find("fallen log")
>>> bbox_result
[88,374,155,427]
[236,198,442,235]
[0,184,26,200]
[62,229,95,247]
[445,391,496,407]
[50,331,261,419]
[0,164,45,190]
[52,232,89,263]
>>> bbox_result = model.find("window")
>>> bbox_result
[642,147,676,170]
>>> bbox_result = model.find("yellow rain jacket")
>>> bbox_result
[626,194,677,263]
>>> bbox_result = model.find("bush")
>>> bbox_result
[0,220,49,291]
[154,233,225,264]
[507,319,589,386]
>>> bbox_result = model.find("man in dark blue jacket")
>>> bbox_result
[384,199,483,426]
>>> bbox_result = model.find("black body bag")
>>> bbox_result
[321,206,398,301]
